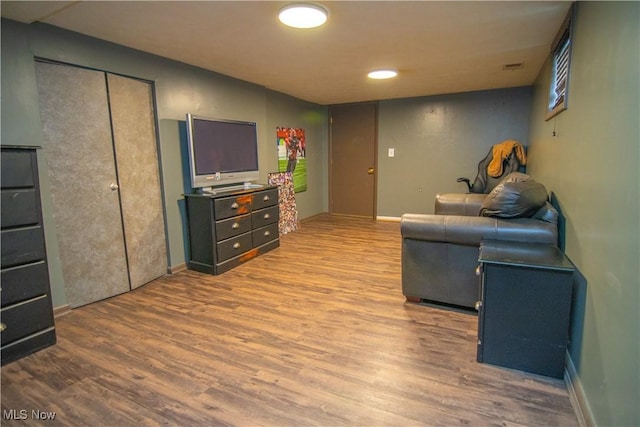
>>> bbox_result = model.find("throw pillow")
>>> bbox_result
[479,173,548,218]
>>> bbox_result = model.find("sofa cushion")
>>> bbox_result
[479,173,548,218]
[435,193,488,216]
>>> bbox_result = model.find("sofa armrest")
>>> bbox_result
[401,213,558,246]
[435,193,488,216]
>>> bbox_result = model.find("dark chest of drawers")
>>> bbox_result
[185,187,280,275]
[476,240,574,378]
[1,146,56,365]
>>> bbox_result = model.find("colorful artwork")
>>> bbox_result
[267,172,299,235]
[276,127,307,193]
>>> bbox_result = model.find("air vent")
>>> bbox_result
[503,62,524,71]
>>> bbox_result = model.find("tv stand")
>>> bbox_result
[185,186,279,274]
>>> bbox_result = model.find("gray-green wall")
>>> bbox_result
[527,2,639,426]
[377,87,532,216]
[1,19,328,308]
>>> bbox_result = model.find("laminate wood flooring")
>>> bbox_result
[1,214,578,426]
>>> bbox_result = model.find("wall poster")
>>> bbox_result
[276,127,307,193]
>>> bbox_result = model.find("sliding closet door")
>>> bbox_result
[107,74,167,289]
[35,62,130,307]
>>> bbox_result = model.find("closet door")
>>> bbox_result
[107,74,167,289]
[35,62,130,307]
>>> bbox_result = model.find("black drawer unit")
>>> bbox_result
[1,146,56,365]
[476,240,574,378]
[215,214,252,241]
[252,188,278,210]
[253,223,279,248]
[252,205,279,229]
[216,232,254,263]
[185,186,280,275]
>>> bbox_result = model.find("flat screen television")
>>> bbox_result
[186,114,260,192]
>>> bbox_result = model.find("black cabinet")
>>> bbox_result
[1,146,56,365]
[477,240,574,378]
[185,187,280,275]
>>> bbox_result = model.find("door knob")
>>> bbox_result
[367,168,374,175]
[110,183,119,191]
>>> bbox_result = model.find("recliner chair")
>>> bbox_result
[457,145,525,194]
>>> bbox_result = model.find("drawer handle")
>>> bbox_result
[231,202,239,209]
[0,322,6,332]
[264,213,270,219]
[475,301,482,311]
[263,195,270,201]
[264,230,271,237]
[233,242,241,249]
[232,222,240,229]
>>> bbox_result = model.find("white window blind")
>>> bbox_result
[549,31,571,111]
[546,4,574,120]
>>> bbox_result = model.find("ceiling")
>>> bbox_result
[1,1,572,105]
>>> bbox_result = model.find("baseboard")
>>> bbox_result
[565,351,595,427]
[168,263,187,274]
[376,215,401,222]
[300,213,401,222]
[300,212,327,223]
[53,304,71,318]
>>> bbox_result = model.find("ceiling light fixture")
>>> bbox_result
[279,3,328,29]
[368,69,398,80]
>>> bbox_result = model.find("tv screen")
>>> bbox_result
[186,114,260,190]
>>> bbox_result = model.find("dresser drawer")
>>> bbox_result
[1,261,49,307]
[1,189,40,228]
[216,232,253,263]
[252,205,279,229]
[1,227,46,268]
[252,188,279,210]
[252,223,279,247]
[1,295,54,346]
[215,214,252,241]
[214,194,252,220]
[1,150,35,188]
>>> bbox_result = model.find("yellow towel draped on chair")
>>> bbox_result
[487,140,527,178]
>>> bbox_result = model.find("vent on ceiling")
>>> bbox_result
[503,62,524,71]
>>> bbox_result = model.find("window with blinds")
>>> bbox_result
[546,4,574,120]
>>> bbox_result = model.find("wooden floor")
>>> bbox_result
[1,215,578,426]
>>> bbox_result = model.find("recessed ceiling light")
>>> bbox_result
[368,69,398,80]
[279,4,328,29]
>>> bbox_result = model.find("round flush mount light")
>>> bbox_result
[279,3,328,29]
[368,69,398,79]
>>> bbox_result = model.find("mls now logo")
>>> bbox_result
[3,409,57,420]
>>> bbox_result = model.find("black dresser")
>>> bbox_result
[476,240,574,378]
[1,146,56,365]
[185,186,280,275]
